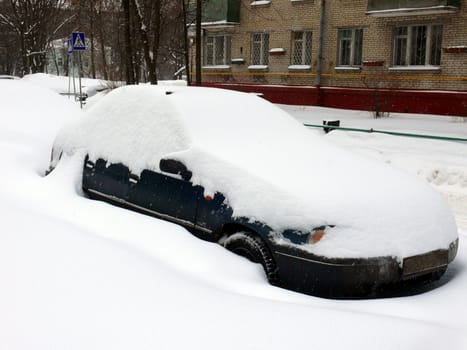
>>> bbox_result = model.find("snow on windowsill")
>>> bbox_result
[270,48,286,56]
[366,6,459,17]
[288,65,311,70]
[188,21,239,28]
[363,60,385,67]
[335,66,361,71]
[231,59,245,65]
[248,65,269,70]
[251,0,271,6]
[389,65,441,71]
[202,65,231,71]
[200,21,239,27]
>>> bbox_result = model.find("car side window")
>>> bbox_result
[159,158,192,181]
[83,157,130,199]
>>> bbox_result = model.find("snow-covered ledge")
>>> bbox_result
[335,66,362,71]
[202,65,231,71]
[269,48,286,56]
[231,58,245,65]
[389,66,441,71]
[363,60,385,67]
[288,65,311,70]
[248,65,269,71]
[443,46,467,53]
[251,0,272,7]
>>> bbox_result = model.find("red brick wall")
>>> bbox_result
[203,83,467,117]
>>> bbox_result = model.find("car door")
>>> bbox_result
[83,157,130,200]
[195,191,233,234]
[127,162,202,227]
[156,157,234,235]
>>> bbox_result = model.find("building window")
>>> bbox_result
[251,32,269,65]
[205,35,231,66]
[291,31,312,66]
[337,28,363,66]
[393,24,442,66]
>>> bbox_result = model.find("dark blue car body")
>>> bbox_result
[82,155,458,299]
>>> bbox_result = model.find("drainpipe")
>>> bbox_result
[314,0,326,105]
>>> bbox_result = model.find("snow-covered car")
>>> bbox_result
[48,85,458,298]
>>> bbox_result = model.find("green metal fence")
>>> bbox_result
[304,123,467,143]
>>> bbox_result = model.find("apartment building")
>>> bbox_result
[192,0,467,116]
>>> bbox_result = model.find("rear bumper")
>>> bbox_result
[272,239,458,299]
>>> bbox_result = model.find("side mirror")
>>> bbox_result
[159,159,192,181]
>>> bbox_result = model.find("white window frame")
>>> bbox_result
[251,32,269,66]
[337,28,363,67]
[392,24,443,67]
[205,35,231,66]
[291,30,312,66]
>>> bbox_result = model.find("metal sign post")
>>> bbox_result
[67,38,73,99]
[71,32,86,108]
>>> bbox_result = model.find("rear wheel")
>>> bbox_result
[223,232,279,286]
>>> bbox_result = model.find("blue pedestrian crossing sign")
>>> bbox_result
[71,32,86,51]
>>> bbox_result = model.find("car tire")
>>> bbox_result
[223,232,280,286]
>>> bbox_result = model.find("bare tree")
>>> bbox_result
[96,0,109,80]
[156,1,185,80]
[0,0,187,80]
[67,0,122,80]
[131,0,161,84]
[128,0,186,84]
[121,0,136,83]
[181,0,191,85]
[0,1,20,74]
[0,0,68,75]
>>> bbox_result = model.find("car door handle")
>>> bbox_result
[129,173,140,184]
[85,159,95,169]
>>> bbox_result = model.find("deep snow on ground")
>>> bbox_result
[1,76,466,349]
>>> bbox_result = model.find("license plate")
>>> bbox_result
[403,250,448,279]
